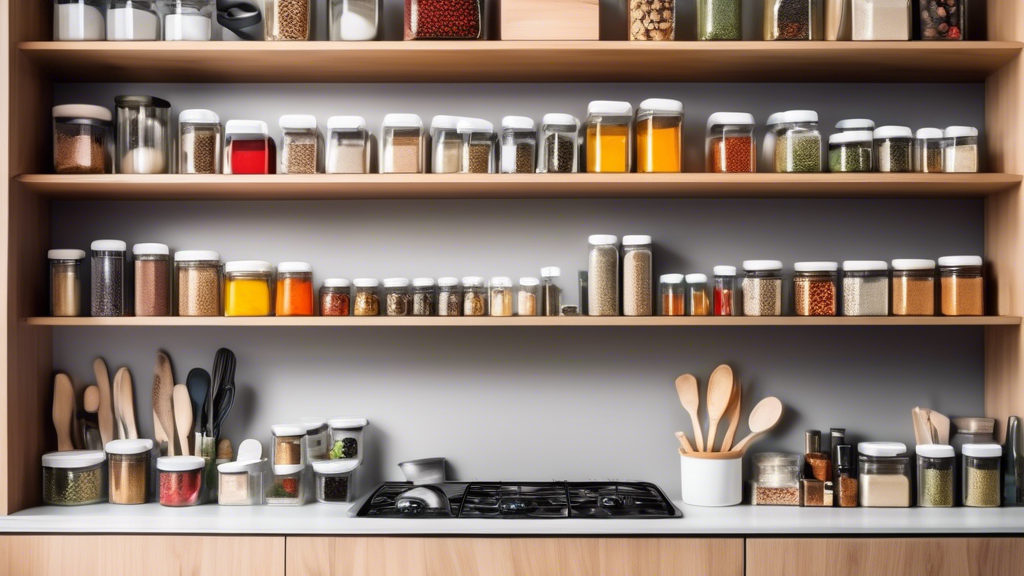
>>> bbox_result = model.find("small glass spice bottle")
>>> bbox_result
[913,127,944,173]
[223,260,273,317]
[91,239,127,317]
[412,277,436,316]
[437,277,462,317]
[917,444,955,508]
[178,109,222,174]
[174,250,221,317]
[793,261,838,316]
[686,273,710,316]
[713,266,737,316]
[706,113,756,173]
[320,278,351,317]
[622,235,653,317]
[352,278,380,316]
[383,278,411,316]
[462,276,487,316]
[500,116,536,174]
[742,260,783,317]
[836,444,858,507]
[891,259,935,316]
[279,114,323,175]
[517,277,540,316]
[133,243,171,317]
[963,443,1002,507]
[938,255,983,316]
[873,125,914,172]
[586,101,633,173]
[276,262,314,317]
[943,126,979,173]
[659,274,685,316]
[489,277,513,317]
[49,249,85,317]
[541,267,562,316]
[157,455,204,507]
[106,438,153,505]
[537,113,580,174]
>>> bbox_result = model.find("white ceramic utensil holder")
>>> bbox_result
[680,453,743,507]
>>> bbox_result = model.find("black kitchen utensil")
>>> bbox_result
[186,368,211,435]
[210,348,237,437]
[217,0,262,40]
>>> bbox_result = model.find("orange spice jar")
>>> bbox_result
[275,261,314,316]
[705,112,756,173]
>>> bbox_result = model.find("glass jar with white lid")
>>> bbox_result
[313,459,360,503]
[588,235,620,316]
[437,277,462,317]
[458,117,496,174]
[835,118,875,132]
[178,109,222,174]
[686,273,710,316]
[328,417,368,463]
[224,120,271,175]
[943,126,979,173]
[517,277,540,316]
[764,0,822,39]
[352,278,380,316]
[873,125,913,172]
[914,127,944,173]
[430,115,462,173]
[53,104,113,174]
[636,98,683,173]
[330,0,380,40]
[133,243,171,317]
[916,444,955,507]
[500,116,537,174]
[463,276,487,316]
[842,260,888,316]
[326,116,369,174]
[828,130,873,172]
[541,267,562,316]
[320,278,351,316]
[962,443,1002,507]
[742,260,783,316]
[224,260,273,317]
[713,265,737,316]
[706,112,756,173]
[793,261,837,316]
[50,249,86,317]
[55,0,107,40]
[279,114,322,174]
[774,110,822,173]
[383,278,411,316]
[938,255,983,316]
[412,277,436,316]
[489,277,513,317]
[659,274,685,316]
[42,450,107,506]
[160,0,214,40]
[157,455,204,507]
[891,258,935,316]
[107,0,161,40]
[174,250,221,316]
[381,114,425,174]
[586,101,633,173]
[91,239,127,317]
[622,235,653,317]
[105,438,154,505]
[858,442,911,507]
[115,95,170,174]
[266,0,311,40]
[851,0,911,40]
[538,113,580,173]
[272,424,306,468]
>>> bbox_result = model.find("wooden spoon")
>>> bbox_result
[173,384,193,456]
[93,358,115,446]
[732,396,784,454]
[705,364,734,452]
[675,431,694,454]
[721,378,743,452]
[674,374,705,452]
[83,386,100,414]
[117,368,138,439]
[112,368,125,439]
[53,373,76,451]
[153,352,175,456]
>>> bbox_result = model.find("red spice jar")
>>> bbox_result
[705,112,755,173]
[713,265,737,316]
[225,120,274,175]
[320,278,351,316]
[157,456,204,507]
[276,261,314,316]
[405,0,484,39]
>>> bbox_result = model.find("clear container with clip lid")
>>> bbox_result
[858,442,911,507]
[538,113,580,174]
[382,113,425,174]
[313,459,360,503]
[773,110,821,173]
[458,117,496,174]
[706,112,756,173]
[429,115,462,174]
[586,101,633,173]
[53,104,113,174]
[279,114,323,174]
[114,95,170,174]
[271,424,306,467]
[217,458,266,506]
[178,109,222,174]
[828,130,873,173]
[326,116,370,174]
[500,116,536,174]
[328,417,368,463]
[224,120,272,175]
[914,127,944,173]
[636,98,683,173]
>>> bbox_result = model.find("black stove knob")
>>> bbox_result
[599,495,633,509]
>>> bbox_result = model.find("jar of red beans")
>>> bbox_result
[793,261,838,316]
[706,112,755,173]
[225,120,272,175]
[713,265,737,316]
[157,455,204,507]
[404,0,483,40]
[320,278,351,316]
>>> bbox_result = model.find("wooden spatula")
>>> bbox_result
[912,407,932,446]
[117,368,138,439]
[153,352,176,456]
[721,378,743,452]
[733,397,784,454]
[93,358,115,446]
[53,373,76,451]
[705,364,734,452]
[173,384,193,456]
[675,431,694,454]
[675,374,705,452]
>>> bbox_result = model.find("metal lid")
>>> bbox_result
[115,95,171,109]
[952,417,995,434]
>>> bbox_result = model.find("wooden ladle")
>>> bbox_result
[705,364,734,452]
[675,374,705,452]
[732,396,784,454]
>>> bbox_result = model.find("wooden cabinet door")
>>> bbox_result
[0,535,285,576]
[288,536,743,576]
[747,538,1024,576]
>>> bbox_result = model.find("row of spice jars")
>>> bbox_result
[830,125,979,173]
[339,275,564,317]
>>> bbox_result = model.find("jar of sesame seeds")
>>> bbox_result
[793,261,837,316]
[891,259,935,316]
[841,260,889,316]
[742,260,783,316]
[174,250,221,316]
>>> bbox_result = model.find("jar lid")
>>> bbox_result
[225,119,268,136]
[963,443,1002,457]
[48,249,86,260]
[622,235,651,246]
[236,439,263,462]
[794,261,838,272]
[587,100,632,117]
[891,258,935,271]
[743,260,782,272]
[273,463,305,475]
[873,125,913,139]
[179,109,220,125]
[91,239,126,252]
[383,113,423,129]
[413,277,435,287]
[133,243,169,256]
[660,273,684,283]
[782,109,818,123]
[541,267,561,278]
[297,416,327,431]
[157,455,205,471]
[519,277,539,286]
[383,277,410,288]
[753,452,801,467]
[353,278,379,288]
[707,112,755,130]
[945,126,978,138]
[713,265,736,276]
[953,417,994,434]
[271,424,306,437]
[685,273,707,284]
[53,104,112,122]
[437,277,460,287]
[588,234,618,245]
[916,444,955,459]
[829,131,873,145]
[278,261,312,274]
[225,260,272,273]
[430,115,463,133]
[105,438,154,455]
[490,276,512,287]
[541,113,579,127]
[639,98,683,114]
[835,118,875,131]
[218,458,266,474]
[312,459,360,474]
[456,117,494,134]
[327,115,367,131]
[857,441,907,457]
[115,95,171,109]
[175,250,220,262]
[42,449,106,468]
[323,278,351,288]
[328,417,368,429]
[938,255,982,267]
[279,114,317,130]
[915,127,944,140]
[502,115,535,131]
[462,276,484,286]
[843,260,887,271]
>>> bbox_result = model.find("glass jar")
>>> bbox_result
[774,111,822,172]
[328,417,368,463]
[697,0,741,39]
[835,118,875,132]
[313,459,359,503]
[764,0,823,39]
[858,442,911,507]
[405,0,483,39]
[157,455,203,507]
[622,235,652,316]
[267,465,305,505]
[952,418,995,455]
[91,240,126,317]
[742,260,783,316]
[320,278,351,316]
[224,120,271,175]
[381,114,425,174]
[160,0,214,40]
[836,444,859,507]
[462,276,487,316]
[938,255,983,316]
[298,417,329,461]
[891,259,935,316]
[42,450,107,506]
[178,109,221,174]
[272,424,306,467]
[383,278,411,316]
[280,114,322,174]
[53,104,112,174]
[437,277,462,317]
[586,101,633,173]
[330,0,380,40]
[217,459,264,505]
[852,0,910,39]
[541,267,562,316]
[943,126,979,173]
[517,277,540,316]
[713,266,737,316]
[793,261,837,316]
[751,452,801,506]
[133,243,170,317]
[761,112,786,171]
[49,249,85,317]
[636,99,683,173]
[489,277,513,317]
[500,116,537,174]
[963,444,1002,507]
[115,95,170,174]
[353,278,380,316]
[687,274,710,316]
[628,0,675,40]
[659,274,685,316]
[430,115,462,174]
[538,113,580,173]
[917,444,955,507]
[266,0,311,40]
[55,0,106,40]
[107,0,160,40]
[459,118,497,174]
[841,261,888,316]
[326,116,370,174]
[706,112,756,173]
[588,235,620,316]
[412,278,436,316]
[224,260,273,317]
[276,262,314,317]
[174,250,221,316]
[918,0,965,39]
[873,125,913,172]
[913,127,944,173]
[828,130,873,172]
[106,438,153,505]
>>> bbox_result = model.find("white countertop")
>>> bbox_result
[3,502,1023,535]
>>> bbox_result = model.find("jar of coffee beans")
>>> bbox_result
[178,109,222,174]
[280,114,322,174]
[538,113,579,173]
[53,104,112,174]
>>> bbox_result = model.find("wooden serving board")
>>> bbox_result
[500,0,600,41]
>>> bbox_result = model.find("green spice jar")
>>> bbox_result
[874,125,913,172]
[42,450,107,506]
[916,444,954,507]
[963,443,1002,507]
[697,0,741,39]
[774,111,821,172]
[828,131,873,172]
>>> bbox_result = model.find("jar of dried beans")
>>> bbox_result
[713,266,737,316]
[157,455,203,507]
[381,114,425,174]
[114,95,170,174]
[133,243,170,317]
[962,443,1001,507]
[353,278,381,316]
[462,276,487,316]
[437,277,462,316]
[636,98,683,173]
[500,116,537,174]
[91,239,127,317]
[706,112,755,173]
[404,0,483,39]
[841,260,888,316]
[622,235,652,316]
[53,104,112,174]
[412,277,436,316]
[225,120,272,175]
[938,255,983,316]
[178,109,222,174]
[42,450,107,506]
[742,260,783,316]
[628,0,675,40]
[828,130,873,172]
[586,101,633,173]
[326,115,370,174]
[774,110,822,173]
[793,261,837,316]
[913,127,944,173]
[276,262,314,317]
[279,114,322,174]
[54,0,106,40]
[489,277,513,317]
[588,235,620,316]
[105,438,153,505]
[320,278,351,316]
[541,267,562,316]
[430,115,462,173]
[266,0,311,40]
[49,249,85,317]
[873,125,913,172]
[224,260,273,317]
[313,459,359,503]
[330,0,380,40]
[916,444,955,507]
[174,250,221,317]
[852,0,911,39]
[458,117,496,174]
[659,274,685,316]
[383,278,411,316]
[942,126,978,173]
[918,0,965,39]
[764,0,823,39]
[686,274,710,316]
[538,113,580,173]
[517,277,539,316]
[891,259,935,315]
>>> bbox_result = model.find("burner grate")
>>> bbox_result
[568,482,678,518]
[458,483,570,518]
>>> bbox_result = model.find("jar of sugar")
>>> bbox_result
[160,0,214,40]
[107,0,161,40]
[54,0,107,40]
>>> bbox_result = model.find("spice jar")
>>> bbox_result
[938,255,983,316]
[177,109,221,174]
[157,455,203,507]
[659,274,685,316]
[913,127,944,173]
[458,118,496,174]
[267,465,306,505]
[412,277,436,316]
[697,0,741,39]
[858,442,911,507]
[225,120,272,175]
[764,0,823,39]
[133,243,170,317]
[541,267,562,316]
[836,444,858,507]
[489,277,513,317]
[383,278,411,316]
[91,239,126,317]
[828,130,873,172]
[42,450,107,506]
[160,0,215,40]
[952,419,995,508]
[280,114,322,174]
[430,115,462,174]
[943,126,979,173]
[326,116,370,174]
[683,274,708,316]
[586,101,633,173]
[963,443,1002,507]
[313,459,359,503]
[517,277,540,316]
[381,114,425,174]
[588,235,620,316]
[873,125,913,172]
[106,438,153,505]
[761,112,786,171]
[891,258,935,316]
[266,0,311,40]
[115,95,170,174]
[636,99,683,173]
[224,260,273,317]
[917,444,955,507]
[276,262,314,317]
[628,0,675,40]
[706,112,756,173]
[53,104,112,174]
[320,278,351,316]
[328,417,367,463]
[500,116,537,174]
[713,266,737,316]
[298,417,330,461]
[793,261,837,316]
[353,278,380,316]
[217,459,264,505]
[330,0,380,40]
[841,260,888,316]
[622,235,652,317]
[107,0,160,40]
[49,249,85,317]
[835,118,875,132]
[538,113,580,173]
[462,276,487,316]
[272,424,306,467]
[852,0,910,39]
[174,250,221,316]
[750,452,801,506]
[55,0,106,40]
[437,277,462,317]
[918,0,965,39]
[404,0,483,39]
[774,110,822,173]
[742,260,783,316]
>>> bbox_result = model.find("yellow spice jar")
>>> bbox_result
[224,260,274,316]
[585,100,633,173]
[636,98,684,173]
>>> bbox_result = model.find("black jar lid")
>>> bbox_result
[115,95,171,109]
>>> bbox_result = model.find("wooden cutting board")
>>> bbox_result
[501,0,599,40]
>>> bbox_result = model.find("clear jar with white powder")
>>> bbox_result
[160,0,214,40]
[330,0,380,40]
[55,0,107,40]
[107,0,161,40]
[943,126,979,173]
[841,260,888,316]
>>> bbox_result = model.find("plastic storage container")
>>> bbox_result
[750,452,801,506]
[517,277,540,316]
[842,260,888,316]
[330,0,380,40]
[918,0,965,39]
[174,250,221,316]
[42,450,107,505]
[115,95,170,174]
[266,0,311,40]
[224,120,272,175]
[943,126,979,173]
[714,266,737,316]
[91,240,126,317]
[828,130,873,172]
[622,235,653,316]
[761,112,786,171]
[588,235,620,316]
[538,113,580,173]
[742,260,783,316]
[938,255,983,316]
[267,465,305,505]
[106,438,153,505]
[107,0,160,40]
[586,101,633,173]
[687,273,711,316]
[383,278,411,316]
[706,113,756,173]
[276,262,314,317]
[133,243,170,317]
[381,114,425,174]
[313,459,359,503]
[279,115,322,174]
[320,278,351,316]
[793,261,837,316]
[430,115,462,174]
[49,249,85,317]
[835,118,875,132]
[55,0,106,40]
[224,260,273,317]
[489,277,513,317]
[326,116,370,174]
[628,0,675,40]
[697,0,741,39]
[892,258,935,316]
[774,110,822,172]
[917,444,955,507]
[298,417,330,461]
[217,459,264,505]
[852,0,910,39]
[160,0,215,40]
[913,127,944,173]
[157,455,203,507]
[636,99,683,173]
[858,442,911,507]
[405,0,483,39]
[764,0,823,39]
[500,116,537,174]
[458,118,496,174]
[353,278,380,316]
[541,268,561,316]
[437,277,462,317]
[329,417,367,462]
[272,424,306,467]
[659,274,685,316]
[178,109,221,174]
[463,276,487,316]
[962,443,1001,507]
[412,277,436,316]
[53,104,112,174]
[873,125,913,172]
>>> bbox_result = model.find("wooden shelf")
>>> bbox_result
[16,173,1021,200]
[18,41,1024,83]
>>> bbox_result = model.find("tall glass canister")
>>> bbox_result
[178,109,222,174]
[588,235,620,316]
[91,240,127,317]
[115,95,170,174]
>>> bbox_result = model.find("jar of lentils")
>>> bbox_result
[622,235,652,316]
[774,110,821,173]
[828,130,873,172]
[841,260,889,316]
[891,259,935,316]
[742,260,783,316]
[916,444,955,508]
[706,112,756,173]
[49,249,85,317]
[178,109,222,174]
[588,235,620,316]
[962,443,1001,507]
[489,277,513,317]
[500,116,537,174]
[462,276,487,316]
[793,261,837,316]
[383,278,411,316]
[538,113,580,173]
[873,125,913,172]
[938,255,983,316]
[412,277,436,316]
[91,239,126,317]
[174,250,221,316]
[437,277,462,317]
[914,127,944,173]
[659,274,685,316]
[320,278,351,316]
[352,278,380,316]
[686,273,710,316]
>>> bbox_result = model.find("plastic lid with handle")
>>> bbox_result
[312,459,360,475]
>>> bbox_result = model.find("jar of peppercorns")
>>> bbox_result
[538,113,579,174]
[404,0,483,40]
[706,113,756,173]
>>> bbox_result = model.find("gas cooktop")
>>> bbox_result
[348,481,682,519]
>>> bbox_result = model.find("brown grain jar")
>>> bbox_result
[49,249,85,317]
[105,439,153,505]
[793,262,838,316]
[53,104,112,174]
[938,255,983,316]
[133,243,170,317]
[174,250,222,316]
[891,259,935,316]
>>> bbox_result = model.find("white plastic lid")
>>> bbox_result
[271,424,306,437]
[273,464,305,475]
[323,278,351,288]
[707,112,755,130]
[157,455,205,472]
[963,443,1002,458]
[782,110,818,123]
[312,459,360,474]
[660,273,684,283]
[132,243,169,256]
[541,267,561,278]
[353,278,379,288]
[685,273,708,284]
[794,261,838,272]
[179,109,220,125]
[218,458,265,474]
[490,276,512,287]
[278,261,312,274]
[456,117,494,134]
[945,126,979,138]
[224,260,272,273]
[519,277,540,286]
[502,116,535,131]
[383,277,410,288]
[48,249,86,260]
[413,277,435,287]
[383,113,423,129]
[53,104,112,122]
[915,127,944,140]
[297,417,327,431]
[766,112,786,126]
[857,441,907,457]
[743,260,783,271]
[916,444,955,459]
[328,417,368,429]
[714,265,737,276]
[937,255,982,267]
[437,277,460,286]
[873,126,913,139]
[91,239,126,252]
[891,259,935,270]
[327,115,367,131]
[542,113,578,127]
[836,118,874,131]
[105,438,154,455]
[462,276,484,286]
[843,260,888,272]
[622,235,652,246]
[829,130,874,145]
[236,438,263,462]
[588,234,618,245]
[42,450,105,468]
[639,98,683,114]
[587,100,633,117]
[279,114,317,130]
[430,115,462,132]
[175,250,220,262]
[225,119,268,136]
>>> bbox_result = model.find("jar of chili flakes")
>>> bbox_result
[320,278,351,316]
[706,112,756,173]
[276,262,314,316]
[794,261,838,316]
[157,455,203,507]
[404,0,483,40]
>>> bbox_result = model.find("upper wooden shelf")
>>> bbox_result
[16,173,1020,200]
[18,41,1024,83]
